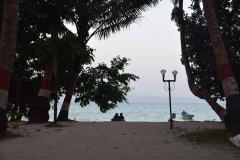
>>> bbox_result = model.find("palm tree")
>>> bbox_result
[28,0,68,123]
[57,0,160,120]
[171,0,226,121]
[0,0,19,132]
[202,0,240,130]
[10,57,26,121]
[28,50,55,123]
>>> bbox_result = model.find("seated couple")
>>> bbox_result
[112,113,125,121]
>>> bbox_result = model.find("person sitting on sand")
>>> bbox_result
[114,113,119,119]
[119,113,125,121]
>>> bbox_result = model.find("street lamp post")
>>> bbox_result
[160,69,178,129]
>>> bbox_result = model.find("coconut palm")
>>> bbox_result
[57,0,160,120]
[171,0,226,121]
[27,0,60,122]
[27,0,76,123]
[0,0,19,132]
[202,0,240,130]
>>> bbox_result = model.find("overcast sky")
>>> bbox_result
[68,0,199,98]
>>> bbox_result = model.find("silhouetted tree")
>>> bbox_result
[0,0,19,132]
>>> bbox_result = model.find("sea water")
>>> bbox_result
[48,103,224,122]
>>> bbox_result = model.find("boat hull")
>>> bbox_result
[182,115,194,120]
[181,110,194,120]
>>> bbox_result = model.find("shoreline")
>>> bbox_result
[1,121,239,160]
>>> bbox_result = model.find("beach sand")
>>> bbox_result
[0,121,239,160]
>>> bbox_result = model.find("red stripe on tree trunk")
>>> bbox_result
[0,69,11,90]
[64,93,72,103]
[218,64,234,80]
[40,80,51,90]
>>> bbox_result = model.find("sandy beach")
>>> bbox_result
[0,121,239,160]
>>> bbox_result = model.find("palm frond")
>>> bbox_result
[73,0,160,41]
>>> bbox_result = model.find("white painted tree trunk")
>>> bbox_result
[178,0,226,121]
[202,0,240,131]
[28,31,58,123]
[0,0,19,132]
[202,0,239,97]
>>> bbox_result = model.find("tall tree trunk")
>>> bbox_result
[202,0,240,131]
[28,31,58,123]
[53,52,58,123]
[178,0,226,121]
[28,53,54,123]
[10,60,25,121]
[0,0,19,132]
[57,57,81,121]
[57,20,86,121]
[16,80,28,121]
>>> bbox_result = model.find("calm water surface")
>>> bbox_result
[48,103,224,122]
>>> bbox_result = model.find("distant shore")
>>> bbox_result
[0,121,239,160]
[126,95,212,103]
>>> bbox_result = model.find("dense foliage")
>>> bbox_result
[75,56,139,113]
[172,0,240,101]
[2,0,160,119]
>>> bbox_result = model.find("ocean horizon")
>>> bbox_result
[47,102,224,122]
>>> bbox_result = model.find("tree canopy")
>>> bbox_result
[4,0,160,119]
[172,0,240,101]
